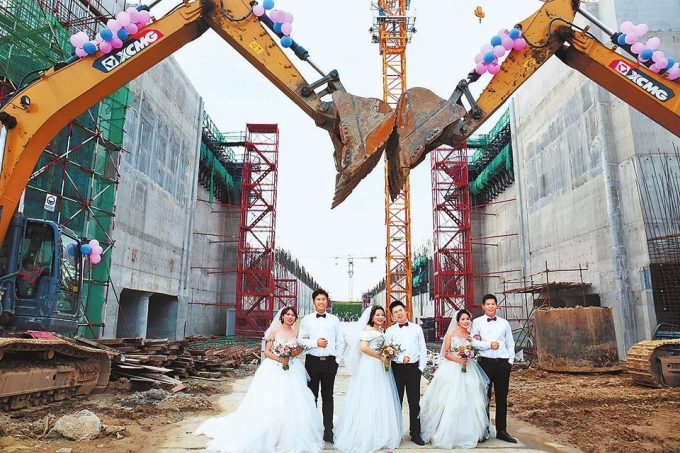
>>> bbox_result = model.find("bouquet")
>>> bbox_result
[453,341,476,372]
[273,339,304,370]
[376,342,404,371]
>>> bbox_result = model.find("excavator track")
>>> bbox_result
[0,338,113,410]
[625,339,680,388]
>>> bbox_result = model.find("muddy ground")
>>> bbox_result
[1,364,679,453]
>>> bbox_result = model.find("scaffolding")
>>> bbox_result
[0,0,128,337]
[235,124,279,340]
[431,146,474,340]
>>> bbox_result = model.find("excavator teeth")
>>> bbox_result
[387,87,466,199]
[330,91,395,208]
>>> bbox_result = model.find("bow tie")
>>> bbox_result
[399,322,408,328]
[487,317,497,322]
[316,313,326,318]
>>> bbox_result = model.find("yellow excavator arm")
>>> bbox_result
[387,0,680,198]
[0,0,396,242]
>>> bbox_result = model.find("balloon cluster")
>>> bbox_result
[474,28,526,76]
[69,8,152,58]
[81,239,104,265]
[618,21,680,81]
[252,0,295,48]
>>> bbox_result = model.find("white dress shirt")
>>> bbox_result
[471,315,515,364]
[299,311,345,358]
[384,322,428,372]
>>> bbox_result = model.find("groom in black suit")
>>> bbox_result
[385,301,428,446]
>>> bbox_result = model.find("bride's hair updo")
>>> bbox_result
[456,309,471,323]
[279,306,298,323]
[367,306,385,327]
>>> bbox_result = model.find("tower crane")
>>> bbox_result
[370,0,416,321]
[335,255,377,301]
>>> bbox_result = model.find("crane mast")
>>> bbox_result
[371,0,416,321]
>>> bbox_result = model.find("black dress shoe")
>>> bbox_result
[497,431,517,443]
[478,436,488,443]
[411,436,425,446]
[323,432,334,444]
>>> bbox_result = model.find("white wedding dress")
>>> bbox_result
[334,330,403,453]
[194,333,324,453]
[420,336,490,449]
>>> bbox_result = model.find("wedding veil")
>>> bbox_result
[342,306,373,374]
[437,310,461,363]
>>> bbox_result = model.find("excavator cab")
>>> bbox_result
[0,217,82,334]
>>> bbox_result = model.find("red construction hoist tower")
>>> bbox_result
[431,145,474,339]
[235,124,279,339]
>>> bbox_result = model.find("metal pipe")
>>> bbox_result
[577,7,616,37]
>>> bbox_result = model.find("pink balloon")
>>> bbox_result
[124,23,139,35]
[501,37,514,51]
[75,47,88,58]
[649,63,661,73]
[480,43,493,54]
[99,41,112,54]
[110,37,123,49]
[89,254,102,265]
[93,245,104,255]
[634,23,649,37]
[619,21,635,34]
[270,9,285,23]
[127,8,140,24]
[513,37,526,51]
[624,33,638,45]
[89,239,99,247]
[657,58,668,69]
[645,37,661,50]
[107,19,122,32]
[253,5,265,16]
[70,31,89,48]
[474,53,484,64]
[651,50,665,63]
[117,11,131,26]
[94,33,103,44]
[281,22,292,36]
[488,62,501,75]
[137,10,151,25]
[497,28,510,37]
[630,42,645,54]
[493,45,506,58]
[666,66,680,81]
[475,62,487,75]
[284,12,294,24]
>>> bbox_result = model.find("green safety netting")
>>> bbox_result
[470,143,512,195]
[200,143,235,191]
[188,336,261,350]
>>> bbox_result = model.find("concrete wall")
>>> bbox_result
[472,0,680,356]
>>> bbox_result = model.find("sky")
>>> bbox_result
[154,0,543,301]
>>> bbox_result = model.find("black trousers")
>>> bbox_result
[478,358,511,433]
[391,362,421,437]
[305,355,338,434]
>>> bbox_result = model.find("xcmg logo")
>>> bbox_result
[93,30,164,73]
[609,59,675,102]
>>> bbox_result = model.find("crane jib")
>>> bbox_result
[92,30,165,73]
[609,59,675,102]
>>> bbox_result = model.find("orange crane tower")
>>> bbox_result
[370,1,416,320]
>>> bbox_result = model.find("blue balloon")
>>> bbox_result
[666,58,676,70]
[639,48,653,61]
[67,244,75,256]
[490,35,502,47]
[262,0,274,10]
[81,244,92,255]
[100,28,113,41]
[273,22,282,33]
[83,42,97,55]
[117,28,129,41]
[483,51,496,64]
[508,28,521,40]
[617,34,627,46]
[280,36,292,48]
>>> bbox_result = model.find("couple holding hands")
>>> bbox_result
[196,291,515,452]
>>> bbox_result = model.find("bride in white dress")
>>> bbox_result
[334,305,403,453]
[194,307,324,453]
[420,309,490,449]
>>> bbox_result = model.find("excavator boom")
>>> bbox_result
[0,0,394,242]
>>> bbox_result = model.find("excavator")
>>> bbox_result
[0,0,401,409]
[0,0,678,409]
[383,0,680,386]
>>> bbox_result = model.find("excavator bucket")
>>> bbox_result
[387,87,466,199]
[330,91,395,208]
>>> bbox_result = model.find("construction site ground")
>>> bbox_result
[1,363,679,453]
